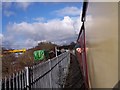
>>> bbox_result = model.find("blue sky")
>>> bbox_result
[2,2,83,49]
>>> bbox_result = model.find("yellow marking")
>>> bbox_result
[7,49,26,53]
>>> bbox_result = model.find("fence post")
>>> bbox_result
[55,46,57,57]
[48,59,52,88]
[25,67,29,86]
[68,52,70,65]
[25,67,31,90]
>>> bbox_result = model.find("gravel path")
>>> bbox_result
[64,53,86,89]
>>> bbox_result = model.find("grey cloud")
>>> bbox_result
[4,16,81,49]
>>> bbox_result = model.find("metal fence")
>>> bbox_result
[2,69,28,89]
[1,52,70,89]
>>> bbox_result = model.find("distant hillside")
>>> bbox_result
[2,41,76,77]
[2,42,57,77]
[58,42,76,50]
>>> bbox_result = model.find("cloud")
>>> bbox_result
[53,6,82,16]
[2,2,32,11]
[4,16,81,49]
[2,2,15,17]
[16,2,32,10]
[0,33,3,40]
[0,33,3,46]
[2,2,32,17]
[33,17,45,22]
[4,10,15,17]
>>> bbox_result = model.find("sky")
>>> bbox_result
[2,2,83,49]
